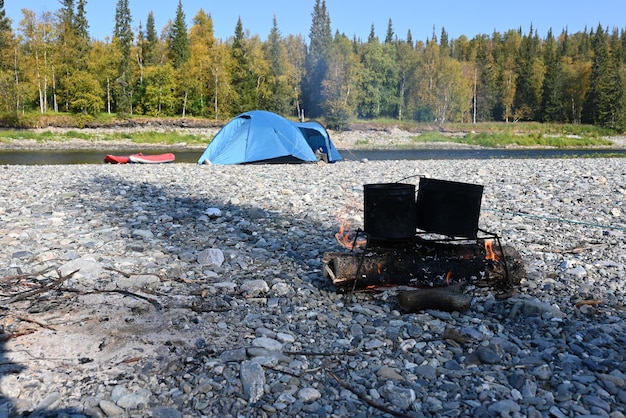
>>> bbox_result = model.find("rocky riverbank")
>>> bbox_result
[1,158,626,417]
[1,125,625,151]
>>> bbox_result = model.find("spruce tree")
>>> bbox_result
[541,29,565,122]
[0,0,13,68]
[170,0,190,69]
[302,0,332,118]
[513,26,541,120]
[75,0,89,41]
[440,27,449,54]
[475,34,499,121]
[230,17,257,114]
[114,0,133,68]
[74,0,91,68]
[384,19,394,44]
[607,28,626,129]
[144,12,159,66]
[113,0,133,114]
[367,24,377,43]
[265,16,292,114]
[583,25,611,126]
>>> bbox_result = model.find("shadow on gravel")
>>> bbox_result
[75,172,341,289]
[0,338,25,416]
[2,170,347,417]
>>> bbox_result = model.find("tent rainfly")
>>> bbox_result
[197,110,342,165]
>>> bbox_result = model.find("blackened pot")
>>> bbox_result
[416,178,484,239]
[363,183,417,240]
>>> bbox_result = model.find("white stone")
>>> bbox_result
[197,248,225,266]
[297,387,322,403]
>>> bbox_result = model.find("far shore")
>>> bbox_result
[0,126,625,151]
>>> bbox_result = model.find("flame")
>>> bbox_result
[484,240,499,261]
[335,222,367,250]
[445,270,452,285]
[377,263,382,275]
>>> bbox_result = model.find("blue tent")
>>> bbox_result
[198,110,342,164]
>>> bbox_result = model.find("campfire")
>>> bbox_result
[323,177,525,311]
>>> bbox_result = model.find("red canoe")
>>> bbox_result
[104,153,176,164]
[104,154,131,164]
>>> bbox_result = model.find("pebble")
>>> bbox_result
[0,158,625,417]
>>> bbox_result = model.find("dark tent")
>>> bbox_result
[197,110,342,165]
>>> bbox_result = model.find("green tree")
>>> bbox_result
[55,0,95,113]
[283,34,306,118]
[583,25,612,126]
[0,0,11,56]
[474,34,499,121]
[395,38,418,121]
[88,40,121,114]
[168,1,192,116]
[439,27,450,56]
[207,41,233,118]
[513,26,544,120]
[74,0,90,64]
[560,56,590,123]
[303,0,332,118]
[356,27,399,119]
[322,33,361,129]
[143,12,159,66]
[541,29,565,122]
[495,30,521,121]
[19,10,55,114]
[65,70,104,114]
[0,1,20,113]
[358,28,383,118]
[141,64,176,115]
[185,9,215,117]
[263,16,296,115]
[608,28,626,129]
[113,0,133,115]
[169,0,190,69]
[229,18,269,115]
[384,19,394,44]
[432,55,471,124]
[380,41,399,118]
[412,38,440,121]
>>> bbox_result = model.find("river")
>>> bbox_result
[0,148,625,165]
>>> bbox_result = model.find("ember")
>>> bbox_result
[484,239,499,261]
[334,223,366,250]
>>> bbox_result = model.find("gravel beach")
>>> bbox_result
[1,157,626,417]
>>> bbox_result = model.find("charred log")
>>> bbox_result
[398,284,473,312]
[322,241,524,292]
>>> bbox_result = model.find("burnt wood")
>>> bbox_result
[398,285,473,312]
[322,241,523,291]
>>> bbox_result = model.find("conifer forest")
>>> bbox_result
[0,0,625,130]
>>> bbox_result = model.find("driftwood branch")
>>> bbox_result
[0,330,36,342]
[60,288,163,311]
[0,265,57,282]
[3,269,79,305]
[12,315,57,331]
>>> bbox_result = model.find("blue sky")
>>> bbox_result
[5,0,623,42]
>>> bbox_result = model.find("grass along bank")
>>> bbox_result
[0,115,622,149]
[408,131,615,148]
[0,129,212,147]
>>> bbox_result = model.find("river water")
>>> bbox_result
[0,148,625,165]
